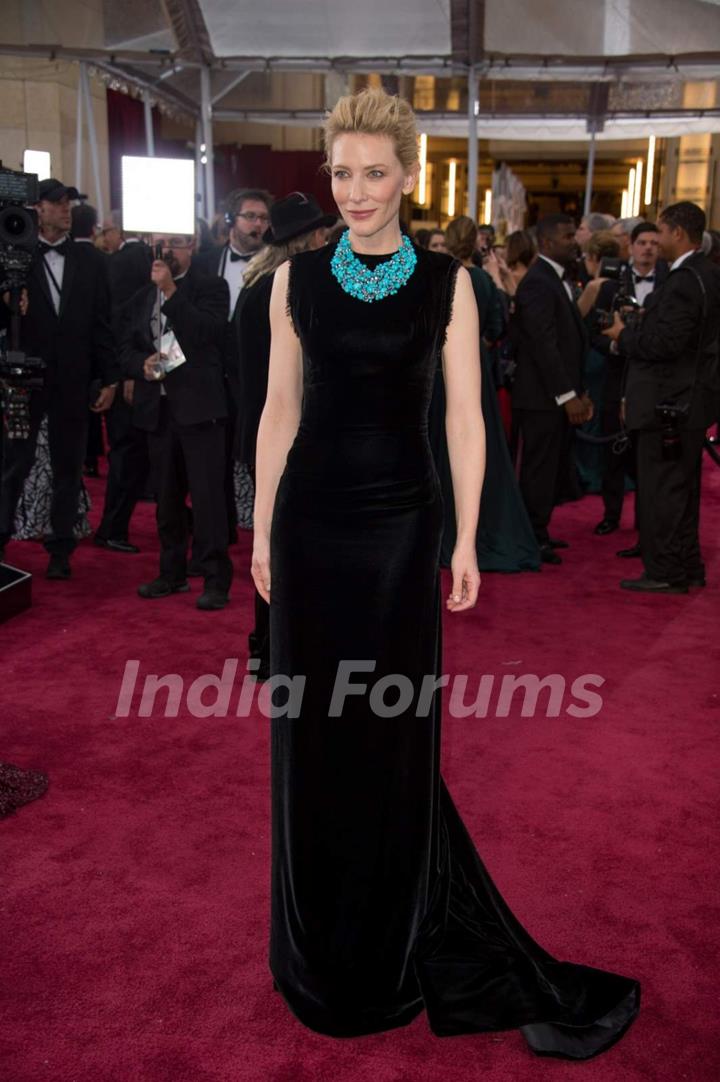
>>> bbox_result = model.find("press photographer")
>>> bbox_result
[603,201,720,594]
[589,222,667,538]
[0,176,117,579]
[119,233,233,610]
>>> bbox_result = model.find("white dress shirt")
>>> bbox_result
[537,255,578,405]
[40,234,68,313]
[221,244,252,318]
[670,248,698,272]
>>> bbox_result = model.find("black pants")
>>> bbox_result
[147,400,233,592]
[85,411,104,466]
[0,391,88,556]
[514,408,568,544]
[96,394,150,542]
[601,399,637,523]
[635,426,706,585]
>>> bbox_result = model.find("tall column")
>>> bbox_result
[200,67,215,222]
[467,66,478,221]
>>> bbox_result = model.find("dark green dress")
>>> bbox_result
[429,264,541,571]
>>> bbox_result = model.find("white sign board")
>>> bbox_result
[121,156,195,235]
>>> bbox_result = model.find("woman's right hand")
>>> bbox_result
[251,534,272,603]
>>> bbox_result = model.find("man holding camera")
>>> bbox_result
[120,233,233,610]
[603,201,720,594]
[592,221,667,537]
[0,178,117,579]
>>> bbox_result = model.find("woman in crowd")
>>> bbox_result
[435,215,540,571]
[235,192,335,679]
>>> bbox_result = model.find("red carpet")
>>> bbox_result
[2,461,719,1081]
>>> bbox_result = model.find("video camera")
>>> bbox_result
[596,257,642,330]
[0,164,45,439]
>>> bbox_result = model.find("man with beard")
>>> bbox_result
[193,188,272,542]
[120,234,233,609]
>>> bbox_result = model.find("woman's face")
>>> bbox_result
[428,232,447,253]
[330,133,418,241]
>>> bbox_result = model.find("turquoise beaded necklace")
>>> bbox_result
[330,228,417,303]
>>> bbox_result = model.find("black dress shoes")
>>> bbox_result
[548,538,569,549]
[138,577,190,599]
[94,536,140,554]
[617,543,641,558]
[46,554,71,580]
[196,588,229,611]
[594,518,619,536]
[539,544,562,565]
[620,574,688,595]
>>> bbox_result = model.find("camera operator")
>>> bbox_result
[0,178,117,579]
[590,222,667,539]
[120,233,233,610]
[194,189,272,545]
[603,201,720,594]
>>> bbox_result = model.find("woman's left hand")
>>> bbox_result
[446,544,481,612]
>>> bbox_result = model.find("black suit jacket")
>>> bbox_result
[192,245,242,398]
[0,238,117,418]
[511,257,588,411]
[108,241,153,320]
[119,268,230,432]
[590,262,670,404]
[620,252,720,431]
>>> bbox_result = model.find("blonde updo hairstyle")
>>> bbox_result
[323,87,420,173]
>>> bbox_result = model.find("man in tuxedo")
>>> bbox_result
[591,221,668,537]
[71,202,109,478]
[604,201,720,593]
[511,214,592,563]
[120,233,233,609]
[0,179,117,579]
[193,188,272,542]
[94,212,153,553]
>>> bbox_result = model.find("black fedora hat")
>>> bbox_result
[37,178,87,203]
[262,191,337,245]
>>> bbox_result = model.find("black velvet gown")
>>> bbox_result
[268,242,640,1057]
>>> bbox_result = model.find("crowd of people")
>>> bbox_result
[1,175,719,687]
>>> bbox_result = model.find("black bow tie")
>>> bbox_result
[634,273,655,283]
[229,249,251,263]
[39,239,70,257]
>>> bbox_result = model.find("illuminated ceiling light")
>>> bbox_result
[418,132,427,205]
[633,159,643,217]
[447,159,457,218]
[644,135,656,205]
[627,167,636,218]
[483,188,492,225]
[620,188,629,217]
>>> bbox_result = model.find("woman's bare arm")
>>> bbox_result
[251,261,303,602]
[442,265,486,612]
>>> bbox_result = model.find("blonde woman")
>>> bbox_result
[252,88,639,1056]
[235,192,335,677]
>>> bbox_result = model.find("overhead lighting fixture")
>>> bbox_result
[627,167,636,218]
[620,188,629,217]
[633,159,643,217]
[483,188,492,225]
[418,133,427,205]
[447,160,457,218]
[23,149,51,180]
[644,135,656,205]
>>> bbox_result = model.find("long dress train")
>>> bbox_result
[268,243,639,1058]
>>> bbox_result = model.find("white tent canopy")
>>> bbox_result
[203,0,452,59]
